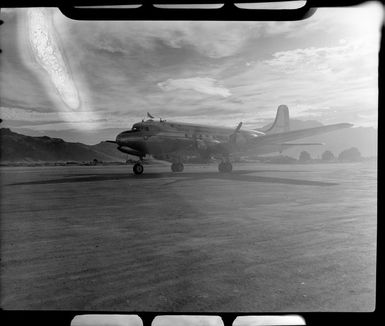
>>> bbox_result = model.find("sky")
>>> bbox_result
[0,2,383,144]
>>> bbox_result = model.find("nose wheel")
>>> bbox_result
[218,161,232,173]
[171,162,184,172]
[133,162,144,175]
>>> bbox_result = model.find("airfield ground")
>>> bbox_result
[0,161,377,311]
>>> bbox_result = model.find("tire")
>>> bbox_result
[218,162,225,173]
[225,162,233,173]
[171,162,184,172]
[177,162,184,172]
[218,162,232,173]
[133,163,144,175]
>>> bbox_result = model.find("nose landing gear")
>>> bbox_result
[133,162,144,175]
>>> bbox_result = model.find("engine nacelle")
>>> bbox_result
[117,146,145,157]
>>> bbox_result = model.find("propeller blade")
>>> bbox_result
[235,122,242,133]
[229,122,242,144]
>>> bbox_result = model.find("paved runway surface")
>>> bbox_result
[0,161,377,311]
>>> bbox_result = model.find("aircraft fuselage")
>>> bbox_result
[116,119,263,158]
[112,106,352,174]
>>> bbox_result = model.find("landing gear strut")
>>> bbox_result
[171,162,184,172]
[133,162,144,175]
[218,161,232,173]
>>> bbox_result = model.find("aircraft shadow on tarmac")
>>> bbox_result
[8,169,338,187]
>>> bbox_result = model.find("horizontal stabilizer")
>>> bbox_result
[255,123,353,145]
[279,142,325,146]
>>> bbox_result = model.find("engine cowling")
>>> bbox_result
[117,146,145,157]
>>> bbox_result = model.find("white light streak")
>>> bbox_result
[27,8,80,110]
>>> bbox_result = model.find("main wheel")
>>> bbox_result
[171,162,184,172]
[224,162,233,173]
[218,162,225,173]
[176,162,184,172]
[133,163,144,175]
[218,162,232,173]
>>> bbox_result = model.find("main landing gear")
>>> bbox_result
[218,161,233,173]
[133,162,144,175]
[171,162,184,172]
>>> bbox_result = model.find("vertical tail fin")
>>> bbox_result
[265,105,290,134]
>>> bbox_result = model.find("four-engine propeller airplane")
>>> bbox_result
[108,105,353,175]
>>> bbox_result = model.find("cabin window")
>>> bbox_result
[145,127,149,131]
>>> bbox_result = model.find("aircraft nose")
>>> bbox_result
[116,131,137,147]
[116,132,124,145]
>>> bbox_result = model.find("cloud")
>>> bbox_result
[356,112,378,128]
[262,40,374,74]
[1,106,104,131]
[224,33,379,126]
[1,106,99,122]
[56,19,272,60]
[158,77,231,98]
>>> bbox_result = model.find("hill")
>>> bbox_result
[0,128,126,163]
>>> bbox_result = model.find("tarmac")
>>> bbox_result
[0,161,377,311]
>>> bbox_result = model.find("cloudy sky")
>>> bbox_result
[0,3,382,144]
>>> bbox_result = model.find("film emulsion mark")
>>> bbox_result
[71,314,143,326]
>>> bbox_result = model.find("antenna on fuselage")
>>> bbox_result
[144,112,155,122]
[145,112,166,122]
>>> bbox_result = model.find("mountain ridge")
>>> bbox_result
[0,128,126,163]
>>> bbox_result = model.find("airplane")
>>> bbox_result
[108,105,353,175]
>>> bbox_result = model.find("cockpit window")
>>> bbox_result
[131,126,140,132]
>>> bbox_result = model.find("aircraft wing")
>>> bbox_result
[253,123,353,145]
[279,142,324,146]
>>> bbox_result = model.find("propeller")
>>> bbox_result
[229,122,242,145]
